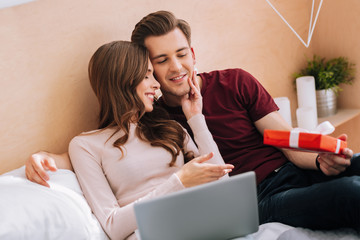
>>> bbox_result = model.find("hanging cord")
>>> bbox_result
[265,0,323,48]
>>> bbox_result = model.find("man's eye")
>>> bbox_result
[157,59,167,64]
[178,53,187,58]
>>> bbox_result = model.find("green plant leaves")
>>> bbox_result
[294,55,355,93]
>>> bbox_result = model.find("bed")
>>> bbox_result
[0,167,359,240]
[0,166,109,240]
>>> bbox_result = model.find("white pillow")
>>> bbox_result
[0,166,109,240]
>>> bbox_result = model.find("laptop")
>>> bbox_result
[134,171,259,240]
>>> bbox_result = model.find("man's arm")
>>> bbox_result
[254,111,352,174]
[25,151,73,187]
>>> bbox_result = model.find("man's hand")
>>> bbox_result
[25,151,72,187]
[317,134,353,176]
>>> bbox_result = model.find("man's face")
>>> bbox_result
[144,28,196,104]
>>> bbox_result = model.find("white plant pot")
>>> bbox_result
[316,88,337,117]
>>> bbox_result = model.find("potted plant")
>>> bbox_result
[294,55,355,117]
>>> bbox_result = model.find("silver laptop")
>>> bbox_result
[134,171,259,240]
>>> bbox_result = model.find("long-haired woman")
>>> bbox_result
[67,41,233,239]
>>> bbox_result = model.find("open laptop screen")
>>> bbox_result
[134,171,259,240]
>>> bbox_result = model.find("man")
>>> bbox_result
[27,10,359,230]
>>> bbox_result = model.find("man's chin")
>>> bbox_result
[162,87,190,98]
[161,89,190,106]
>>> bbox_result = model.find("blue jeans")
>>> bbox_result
[257,153,360,230]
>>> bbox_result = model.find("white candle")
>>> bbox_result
[296,76,318,112]
[296,107,318,131]
[296,76,318,128]
[274,97,292,127]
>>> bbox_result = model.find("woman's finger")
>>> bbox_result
[188,70,200,95]
[193,152,214,163]
[192,69,200,91]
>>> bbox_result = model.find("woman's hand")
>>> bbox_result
[176,152,234,188]
[181,70,202,120]
[25,151,72,187]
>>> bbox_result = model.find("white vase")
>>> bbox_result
[316,88,337,117]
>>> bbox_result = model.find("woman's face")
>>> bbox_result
[136,59,160,112]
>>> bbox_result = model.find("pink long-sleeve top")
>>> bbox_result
[68,114,226,240]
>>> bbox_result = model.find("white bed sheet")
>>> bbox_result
[245,222,359,240]
[0,166,109,240]
[1,166,359,240]
[237,222,359,240]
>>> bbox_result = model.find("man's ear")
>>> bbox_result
[190,47,196,65]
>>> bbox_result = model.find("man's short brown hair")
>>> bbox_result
[131,10,191,47]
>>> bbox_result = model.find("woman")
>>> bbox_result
[67,41,233,240]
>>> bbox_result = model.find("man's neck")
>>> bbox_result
[196,74,203,90]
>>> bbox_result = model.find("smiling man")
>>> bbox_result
[145,29,195,106]
[131,10,360,231]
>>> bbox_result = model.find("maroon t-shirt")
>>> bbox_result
[159,68,288,184]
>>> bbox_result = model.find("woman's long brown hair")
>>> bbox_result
[88,41,193,166]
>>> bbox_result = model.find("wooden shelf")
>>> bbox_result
[293,108,360,128]
[318,109,360,127]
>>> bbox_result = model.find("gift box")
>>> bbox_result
[263,129,347,154]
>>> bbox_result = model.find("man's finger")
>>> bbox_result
[35,175,50,188]
[341,148,353,160]
[26,170,50,188]
[32,158,50,181]
[43,159,58,172]
[318,155,346,176]
[337,134,348,142]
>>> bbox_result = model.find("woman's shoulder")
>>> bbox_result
[71,128,118,146]
[68,128,123,161]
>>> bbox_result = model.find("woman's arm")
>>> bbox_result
[180,71,233,179]
[69,136,191,240]
[187,114,225,166]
